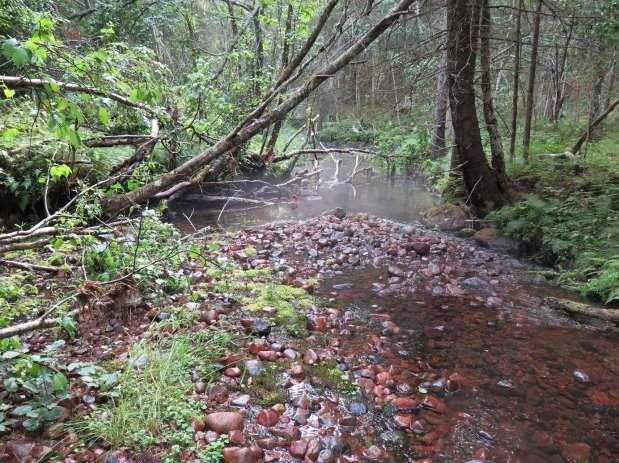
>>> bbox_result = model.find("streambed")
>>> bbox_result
[169,161,619,462]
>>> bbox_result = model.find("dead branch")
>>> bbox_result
[0,259,61,273]
[272,147,374,163]
[0,295,80,340]
[84,135,153,148]
[569,98,619,155]
[0,76,158,116]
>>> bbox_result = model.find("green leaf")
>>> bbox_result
[52,372,68,393]
[1,38,29,67]
[98,107,110,125]
[3,88,15,98]
[22,417,41,431]
[1,128,19,142]
[50,164,72,179]
[11,405,35,417]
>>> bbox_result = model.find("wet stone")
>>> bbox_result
[573,370,590,383]
[289,440,307,458]
[348,402,367,416]
[251,318,271,336]
[231,394,251,407]
[245,359,265,376]
[205,412,244,433]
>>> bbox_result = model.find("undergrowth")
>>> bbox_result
[75,329,231,450]
[490,148,619,304]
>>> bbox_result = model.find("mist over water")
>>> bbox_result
[170,155,438,231]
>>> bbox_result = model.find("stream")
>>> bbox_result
[171,157,619,462]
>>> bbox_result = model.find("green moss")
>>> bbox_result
[308,363,359,395]
[246,364,288,406]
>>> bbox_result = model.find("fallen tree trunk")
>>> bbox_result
[569,98,619,155]
[547,297,619,323]
[100,0,416,214]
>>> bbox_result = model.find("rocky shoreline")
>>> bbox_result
[3,210,616,463]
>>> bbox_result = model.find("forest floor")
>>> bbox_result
[1,207,618,463]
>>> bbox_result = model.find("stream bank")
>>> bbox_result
[1,170,618,462]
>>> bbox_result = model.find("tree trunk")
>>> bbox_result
[479,0,509,191]
[430,3,449,158]
[263,3,294,160]
[522,0,542,163]
[589,56,605,127]
[508,0,523,160]
[100,0,416,214]
[550,22,572,124]
[446,0,509,215]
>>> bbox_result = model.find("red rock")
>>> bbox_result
[222,447,258,463]
[309,315,328,332]
[205,412,244,433]
[358,377,375,393]
[191,419,205,432]
[303,349,319,364]
[376,372,391,385]
[373,385,386,397]
[225,367,242,378]
[421,395,447,414]
[229,430,245,444]
[248,340,269,355]
[200,309,219,323]
[290,440,308,458]
[6,441,35,463]
[257,409,279,427]
[393,415,412,429]
[391,396,417,411]
[257,350,279,361]
[290,362,305,379]
[560,442,591,463]
[473,447,488,460]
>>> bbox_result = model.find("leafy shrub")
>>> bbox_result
[83,211,189,293]
[490,157,619,304]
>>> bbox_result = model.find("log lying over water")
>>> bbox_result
[547,297,619,323]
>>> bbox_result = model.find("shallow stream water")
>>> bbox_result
[171,159,619,462]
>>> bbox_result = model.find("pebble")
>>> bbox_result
[348,402,367,416]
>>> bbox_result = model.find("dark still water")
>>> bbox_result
[321,267,619,462]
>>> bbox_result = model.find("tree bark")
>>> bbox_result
[522,0,543,163]
[508,0,523,160]
[100,0,417,214]
[479,0,509,191]
[430,2,449,158]
[446,0,509,215]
